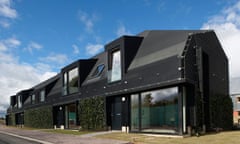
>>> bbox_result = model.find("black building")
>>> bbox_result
[6,30,232,135]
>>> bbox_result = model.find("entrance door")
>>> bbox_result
[111,97,122,130]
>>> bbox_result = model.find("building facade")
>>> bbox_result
[6,30,232,135]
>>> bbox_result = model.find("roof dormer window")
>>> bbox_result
[108,50,121,82]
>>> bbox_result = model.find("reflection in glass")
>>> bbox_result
[63,72,68,95]
[18,95,22,108]
[130,87,179,133]
[92,64,105,77]
[110,50,121,82]
[31,94,35,104]
[68,67,79,94]
[40,90,45,102]
[141,87,178,133]
[131,94,139,131]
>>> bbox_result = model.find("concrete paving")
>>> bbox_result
[0,125,129,144]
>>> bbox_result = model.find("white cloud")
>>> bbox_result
[0,42,7,51]
[72,44,79,54]
[0,52,57,113]
[40,53,68,65]
[78,10,97,33]
[0,36,57,114]
[86,43,103,56]
[116,23,132,37]
[25,41,43,53]
[4,37,21,47]
[0,37,20,51]
[0,0,17,19]
[202,0,240,78]
[0,19,10,27]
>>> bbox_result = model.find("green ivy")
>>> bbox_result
[209,94,233,130]
[7,113,16,126]
[78,96,106,130]
[24,106,53,128]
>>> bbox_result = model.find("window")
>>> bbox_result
[109,50,121,82]
[40,90,45,102]
[63,67,79,95]
[63,72,68,95]
[17,95,22,108]
[131,94,140,131]
[237,97,240,103]
[31,94,35,104]
[68,67,79,94]
[130,87,179,133]
[92,64,105,77]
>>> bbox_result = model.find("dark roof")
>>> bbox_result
[128,30,211,70]
[82,52,107,85]
[33,73,60,90]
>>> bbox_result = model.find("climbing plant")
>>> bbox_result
[78,96,106,130]
[24,106,53,128]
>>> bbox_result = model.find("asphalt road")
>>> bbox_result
[0,132,41,144]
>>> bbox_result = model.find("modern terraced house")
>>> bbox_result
[6,30,232,135]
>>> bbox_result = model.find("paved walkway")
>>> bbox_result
[0,125,129,144]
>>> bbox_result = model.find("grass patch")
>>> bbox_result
[43,129,93,135]
[96,131,240,144]
[0,119,5,125]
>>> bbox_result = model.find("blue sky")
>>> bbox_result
[1,0,240,115]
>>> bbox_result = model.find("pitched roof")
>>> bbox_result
[128,30,210,70]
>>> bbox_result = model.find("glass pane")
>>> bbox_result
[40,90,45,102]
[110,50,121,82]
[68,67,79,94]
[92,64,105,77]
[31,94,35,104]
[18,95,22,108]
[140,87,178,133]
[63,72,68,95]
[131,94,139,131]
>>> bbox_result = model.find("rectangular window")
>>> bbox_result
[68,67,79,94]
[31,94,35,104]
[92,64,105,77]
[130,87,179,133]
[63,72,68,95]
[40,90,45,102]
[131,94,140,131]
[17,95,22,108]
[109,50,121,82]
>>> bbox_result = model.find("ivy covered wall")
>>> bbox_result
[7,113,15,126]
[78,96,106,130]
[210,94,233,130]
[24,106,53,128]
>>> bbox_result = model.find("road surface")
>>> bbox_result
[0,132,41,144]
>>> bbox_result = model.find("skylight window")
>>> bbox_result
[92,64,105,77]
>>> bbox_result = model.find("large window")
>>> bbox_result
[63,72,68,95]
[63,67,79,95]
[131,94,140,131]
[31,94,35,104]
[17,95,22,108]
[131,87,179,133]
[109,50,121,82]
[40,90,45,102]
[68,68,79,94]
